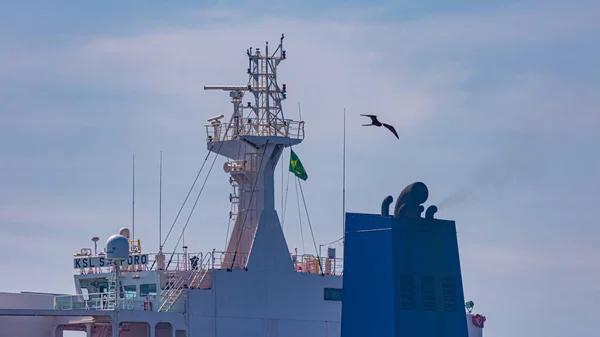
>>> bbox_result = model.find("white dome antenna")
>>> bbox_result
[106,234,129,261]
[119,227,130,239]
[105,234,129,310]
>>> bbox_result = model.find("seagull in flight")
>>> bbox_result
[360,114,399,139]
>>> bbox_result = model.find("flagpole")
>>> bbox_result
[342,108,346,244]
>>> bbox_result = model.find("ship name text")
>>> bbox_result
[73,254,149,269]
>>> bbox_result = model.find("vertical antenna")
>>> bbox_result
[159,151,163,252]
[342,108,346,244]
[265,41,270,135]
[132,153,135,242]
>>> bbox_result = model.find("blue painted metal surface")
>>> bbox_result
[341,213,394,337]
[341,212,469,337]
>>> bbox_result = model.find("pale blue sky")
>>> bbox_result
[1,1,599,336]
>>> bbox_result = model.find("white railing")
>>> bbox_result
[77,251,208,275]
[157,251,235,312]
[205,119,305,142]
[75,250,342,276]
[188,252,213,288]
[54,292,134,311]
[158,275,186,312]
[157,251,229,312]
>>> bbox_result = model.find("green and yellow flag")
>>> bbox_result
[289,150,308,181]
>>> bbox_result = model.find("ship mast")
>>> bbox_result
[204,34,304,272]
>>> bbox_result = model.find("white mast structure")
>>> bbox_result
[204,34,304,272]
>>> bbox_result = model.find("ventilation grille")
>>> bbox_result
[421,276,437,311]
[399,275,416,310]
[442,277,458,312]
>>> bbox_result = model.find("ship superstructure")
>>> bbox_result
[0,36,486,337]
[0,35,343,337]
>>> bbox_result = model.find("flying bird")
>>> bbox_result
[360,114,399,139]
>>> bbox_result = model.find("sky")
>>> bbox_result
[0,0,599,336]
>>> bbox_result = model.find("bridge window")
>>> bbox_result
[124,285,137,299]
[141,284,157,296]
[324,287,342,301]
[97,282,108,294]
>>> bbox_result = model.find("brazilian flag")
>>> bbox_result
[289,150,308,181]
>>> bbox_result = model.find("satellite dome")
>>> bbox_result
[106,234,129,260]
[119,227,131,239]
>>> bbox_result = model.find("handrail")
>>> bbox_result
[54,292,134,311]
[205,119,305,142]
[75,250,343,276]
[158,252,215,311]
[188,252,213,288]
[158,275,186,312]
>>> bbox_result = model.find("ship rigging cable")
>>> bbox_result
[294,171,306,254]
[282,101,301,228]
[296,173,324,275]
[167,140,225,268]
[160,149,213,248]
[321,236,344,246]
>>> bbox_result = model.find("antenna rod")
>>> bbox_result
[132,153,135,242]
[159,151,163,252]
[265,41,271,135]
[342,108,346,244]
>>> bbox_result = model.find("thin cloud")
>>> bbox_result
[463,243,600,274]
[0,7,598,336]
[387,1,600,50]
[0,156,101,170]
[0,201,132,231]
[2,2,597,145]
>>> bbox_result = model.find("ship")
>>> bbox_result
[0,35,486,337]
